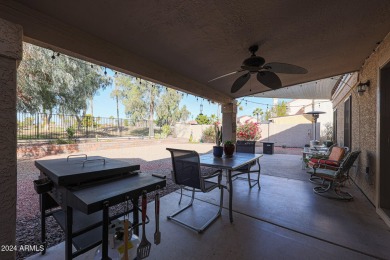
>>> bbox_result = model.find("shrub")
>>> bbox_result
[161,124,171,137]
[66,127,75,140]
[82,114,94,127]
[56,138,70,144]
[236,121,261,141]
[201,126,215,143]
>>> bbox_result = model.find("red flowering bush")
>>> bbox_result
[236,120,261,141]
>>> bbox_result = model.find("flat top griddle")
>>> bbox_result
[35,155,166,260]
[70,173,165,214]
[35,155,140,186]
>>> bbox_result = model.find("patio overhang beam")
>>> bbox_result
[0,1,233,105]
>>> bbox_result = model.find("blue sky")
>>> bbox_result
[89,70,287,120]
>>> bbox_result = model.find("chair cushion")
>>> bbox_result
[307,168,338,179]
[308,158,340,167]
[328,147,345,161]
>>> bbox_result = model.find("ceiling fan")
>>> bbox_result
[209,45,308,93]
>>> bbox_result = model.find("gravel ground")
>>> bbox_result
[16,141,302,259]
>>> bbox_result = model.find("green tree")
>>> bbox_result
[82,114,93,127]
[17,43,111,129]
[209,114,218,124]
[178,105,191,123]
[271,101,288,117]
[195,114,211,125]
[115,76,161,136]
[111,76,123,134]
[145,82,161,136]
[252,108,263,123]
[155,89,188,126]
[56,58,111,126]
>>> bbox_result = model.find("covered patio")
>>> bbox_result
[24,146,390,259]
[1,1,390,259]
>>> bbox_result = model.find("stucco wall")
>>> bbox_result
[270,114,311,124]
[175,122,314,148]
[259,123,316,147]
[332,33,390,203]
[174,123,212,142]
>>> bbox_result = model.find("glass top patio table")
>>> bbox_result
[199,152,263,223]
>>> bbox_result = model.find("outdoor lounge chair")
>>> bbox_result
[233,140,261,189]
[307,150,360,200]
[307,146,349,183]
[166,148,224,233]
[307,145,348,170]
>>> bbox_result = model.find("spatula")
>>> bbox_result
[137,192,151,259]
[154,191,161,245]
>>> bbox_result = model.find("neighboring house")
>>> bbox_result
[286,99,333,140]
[237,115,257,125]
[287,99,312,115]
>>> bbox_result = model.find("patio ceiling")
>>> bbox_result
[252,75,343,100]
[1,1,390,103]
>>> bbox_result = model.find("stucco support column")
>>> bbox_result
[0,18,22,260]
[222,102,237,142]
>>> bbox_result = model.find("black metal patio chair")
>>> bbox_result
[166,148,224,233]
[232,140,261,189]
[307,150,360,200]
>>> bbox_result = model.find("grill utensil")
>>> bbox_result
[137,192,151,259]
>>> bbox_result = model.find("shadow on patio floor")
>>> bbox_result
[27,153,390,260]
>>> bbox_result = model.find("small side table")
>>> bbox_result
[261,142,275,155]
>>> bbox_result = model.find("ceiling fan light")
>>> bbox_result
[242,56,265,68]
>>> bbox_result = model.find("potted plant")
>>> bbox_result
[213,122,223,157]
[224,140,235,157]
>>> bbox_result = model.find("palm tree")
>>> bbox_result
[253,108,263,123]
[111,79,122,136]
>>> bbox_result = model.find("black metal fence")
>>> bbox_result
[17,113,150,140]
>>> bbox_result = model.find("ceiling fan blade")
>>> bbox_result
[264,62,308,74]
[257,71,282,89]
[208,69,245,82]
[231,73,251,93]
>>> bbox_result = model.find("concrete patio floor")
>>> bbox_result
[27,153,390,260]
